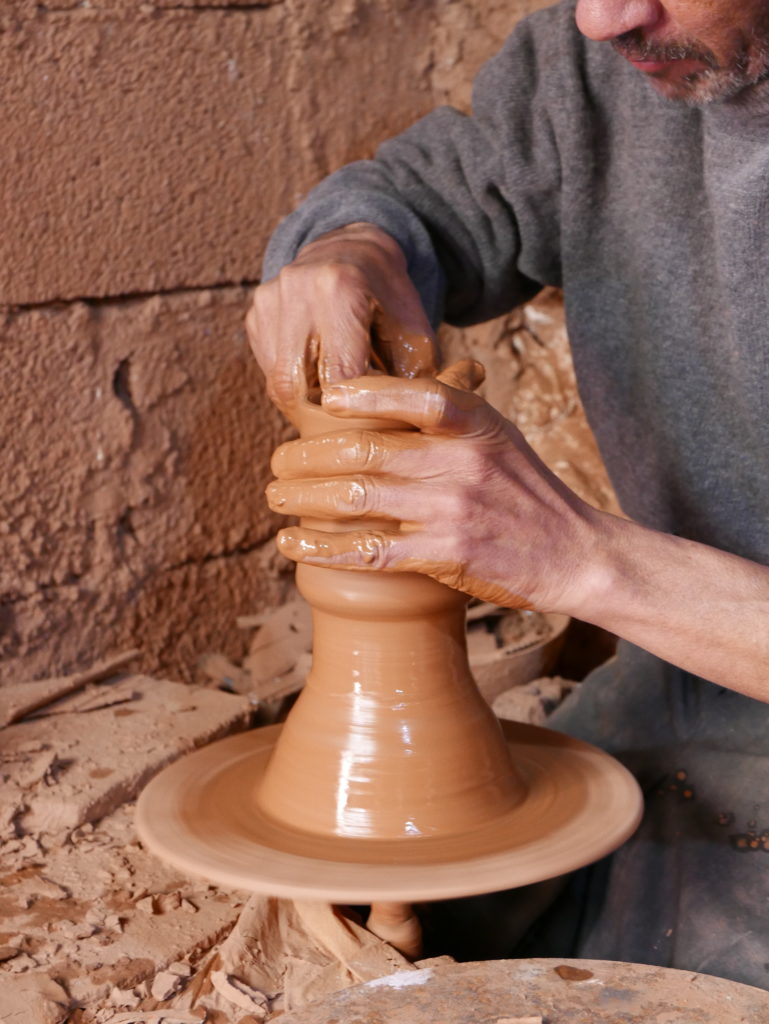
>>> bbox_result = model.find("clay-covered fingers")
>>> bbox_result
[371,307,439,380]
[274,525,531,609]
[310,264,381,388]
[246,224,441,419]
[266,474,435,524]
[321,367,499,437]
[246,264,375,417]
[270,429,430,481]
[276,526,407,570]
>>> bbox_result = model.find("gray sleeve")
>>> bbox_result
[262,5,566,329]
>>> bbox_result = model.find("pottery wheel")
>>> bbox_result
[135,719,642,903]
[276,958,769,1023]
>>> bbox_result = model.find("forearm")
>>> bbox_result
[576,511,769,699]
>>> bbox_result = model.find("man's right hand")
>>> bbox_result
[246,222,439,422]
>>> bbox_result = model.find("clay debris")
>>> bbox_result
[0,649,140,728]
[0,663,256,1023]
[492,676,579,727]
[103,1014,202,1023]
[200,596,312,702]
[495,1017,544,1024]
[0,655,444,1024]
[158,896,425,1020]
[2,673,252,838]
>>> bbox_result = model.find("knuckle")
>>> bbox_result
[267,370,297,407]
[250,279,278,321]
[349,430,380,471]
[422,382,454,428]
[277,261,305,289]
[343,475,372,515]
[354,530,391,569]
[315,261,367,298]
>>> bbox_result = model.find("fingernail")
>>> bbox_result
[277,531,301,555]
[266,484,287,508]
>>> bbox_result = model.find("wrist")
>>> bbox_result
[296,222,407,270]
[551,505,626,621]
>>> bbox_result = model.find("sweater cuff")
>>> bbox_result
[262,185,446,329]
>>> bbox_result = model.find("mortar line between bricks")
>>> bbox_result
[157,3,281,10]
[0,535,279,607]
[1,278,261,316]
[35,3,280,13]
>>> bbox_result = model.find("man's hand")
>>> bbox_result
[264,366,769,699]
[264,362,598,614]
[247,223,439,422]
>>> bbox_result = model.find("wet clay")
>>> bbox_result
[370,315,437,381]
[257,401,525,839]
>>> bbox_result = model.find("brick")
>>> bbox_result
[0,1,442,304]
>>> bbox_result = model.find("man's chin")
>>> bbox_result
[644,67,753,106]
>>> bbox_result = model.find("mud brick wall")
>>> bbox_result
[0,0,576,684]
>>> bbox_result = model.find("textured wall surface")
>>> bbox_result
[2,0,605,685]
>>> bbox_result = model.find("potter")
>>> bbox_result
[250,0,769,984]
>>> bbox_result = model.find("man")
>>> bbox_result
[247,0,769,986]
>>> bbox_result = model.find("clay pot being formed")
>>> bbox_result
[256,401,527,840]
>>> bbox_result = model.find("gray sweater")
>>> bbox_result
[265,0,769,985]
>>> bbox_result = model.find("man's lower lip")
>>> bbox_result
[627,58,674,73]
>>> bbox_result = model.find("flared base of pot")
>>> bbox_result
[136,720,643,903]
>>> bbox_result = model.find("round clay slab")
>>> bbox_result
[136,721,642,902]
[277,959,769,1023]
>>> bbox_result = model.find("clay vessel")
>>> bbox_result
[256,400,527,840]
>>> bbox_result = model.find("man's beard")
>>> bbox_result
[612,27,769,105]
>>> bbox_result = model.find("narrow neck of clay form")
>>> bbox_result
[256,399,526,840]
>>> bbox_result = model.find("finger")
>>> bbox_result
[270,429,430,480]
[436,359,485,393]
[277,526,532,608]
[321,374,489,436]
[266,476,394,521]
[246,294,309,414]
[312,269,376,386]
[277,525,401,569]
[267,475,437,524]
[374,308,439,379]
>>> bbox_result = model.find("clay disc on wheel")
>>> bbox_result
[277,959,769,1023]
[135,720,643,903]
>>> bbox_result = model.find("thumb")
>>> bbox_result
[373,305,439,379]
